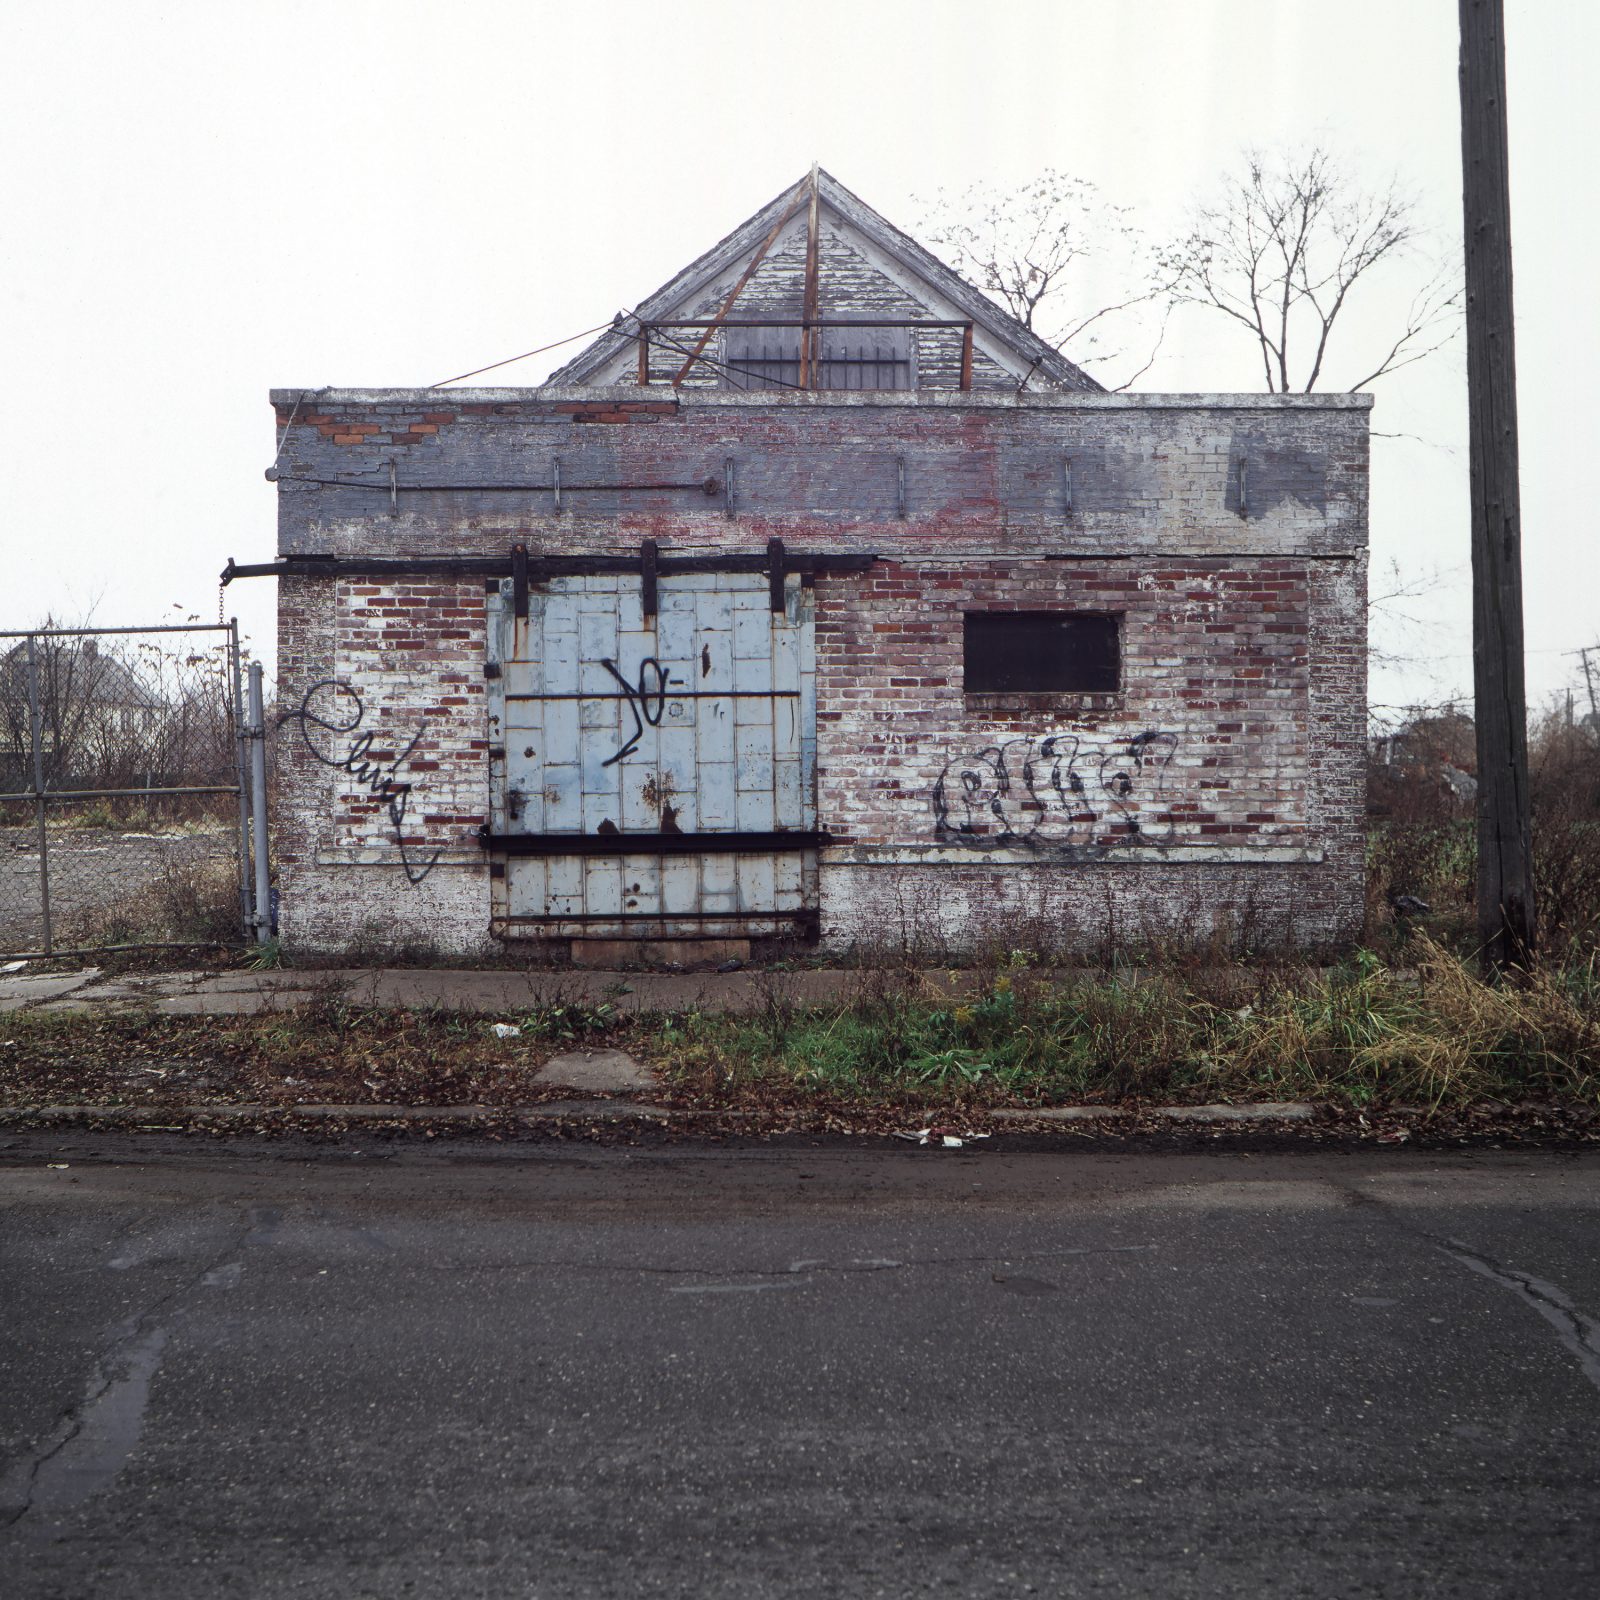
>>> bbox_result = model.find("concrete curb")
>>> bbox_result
[1155,1101,1315,1123]
[0,1100,683,1126]
[991,1102,1315,1125]
[0,1099,1317,1131]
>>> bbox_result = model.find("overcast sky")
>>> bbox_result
[3,0,1594,722]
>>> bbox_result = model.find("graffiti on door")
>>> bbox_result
[598,656,675,767]
[932,730,1180,851]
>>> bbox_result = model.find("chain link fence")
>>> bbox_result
[0,623,265,957]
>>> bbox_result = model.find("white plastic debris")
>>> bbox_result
[893,1127,992,1149]
[490,1023,520,1040]
[1,960,25,974]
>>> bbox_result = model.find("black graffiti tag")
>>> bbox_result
[599,656,673,767]
[279,680,444,886]
[932,729,1179,851]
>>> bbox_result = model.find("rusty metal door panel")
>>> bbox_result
[485,570,817,938]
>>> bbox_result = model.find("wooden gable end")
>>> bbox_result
[551,171,1102,394]
[627,211,1017,392]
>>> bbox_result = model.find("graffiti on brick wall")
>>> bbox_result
[932,730,1180,851]
[280,680,444,885]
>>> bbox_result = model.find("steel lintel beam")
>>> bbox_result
[223,552,877,584]
[478,829,833,857]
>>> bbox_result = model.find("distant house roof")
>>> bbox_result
[0,639,163,711]
[550,167,1103,393]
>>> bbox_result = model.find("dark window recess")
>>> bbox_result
[723,328,911,391]
[963,612,1120,694]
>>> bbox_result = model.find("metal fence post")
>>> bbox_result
[247,662,272,943]
[229,622,253,941]
[24,634,52,954]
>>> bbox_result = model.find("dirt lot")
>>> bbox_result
[0,824,240,951]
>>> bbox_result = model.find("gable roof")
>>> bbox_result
[549,168,1103,392]
[0,640,163,710]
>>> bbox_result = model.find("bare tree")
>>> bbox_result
[0,622,238,794]
[1162,146,1461,392]
[0,626,127,790]
[917,171,1173,389]
[1364,555,1466,676]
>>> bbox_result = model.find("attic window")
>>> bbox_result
[963,612,1120,694]
[723,326,912,391]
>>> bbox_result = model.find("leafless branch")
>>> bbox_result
[917,171,1170,388]
[1161,145,1462,392]
[1108,304,1174,393]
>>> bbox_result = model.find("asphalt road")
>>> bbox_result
[1,1135,1597,1598]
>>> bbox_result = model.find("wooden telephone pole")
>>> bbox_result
[1460,0,1536,972]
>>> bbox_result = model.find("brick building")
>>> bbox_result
[236,169,1370,959]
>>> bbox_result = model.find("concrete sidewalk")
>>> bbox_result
[0,957,1369,1020]
[0,962,898,1017]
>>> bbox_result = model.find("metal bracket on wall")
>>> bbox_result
[641,538,659,618]
[766,538,786,612]
[511,543,529,619]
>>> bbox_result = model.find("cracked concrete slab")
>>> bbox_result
[0,968,104,1010]
[1157,1102,1314,1123]
[181,972,337,996]
[537,1048,656,1093]
[149,992,320,1016]
[0,964,971,1018]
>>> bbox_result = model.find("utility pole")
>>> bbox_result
[1460,0,1536,973]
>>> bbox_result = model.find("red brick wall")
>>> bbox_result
[814,558,1314,849]
[274,575,495,953]
[269,389,1369,955]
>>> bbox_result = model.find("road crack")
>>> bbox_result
[0,1205,279,1530]
[1339,1183,1600,1397]
[1438,1236,1600,1394]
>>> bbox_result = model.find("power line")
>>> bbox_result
[430,320,620,388]
[427,310,814,392]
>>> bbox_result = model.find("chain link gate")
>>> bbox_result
[0,622,268,958]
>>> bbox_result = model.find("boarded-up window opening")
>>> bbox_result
[723,329,912,391]
[963,613,1120,694]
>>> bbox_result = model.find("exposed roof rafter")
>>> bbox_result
[549,168,1103,392]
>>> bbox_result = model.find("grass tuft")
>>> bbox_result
[647,937,1600,1113]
